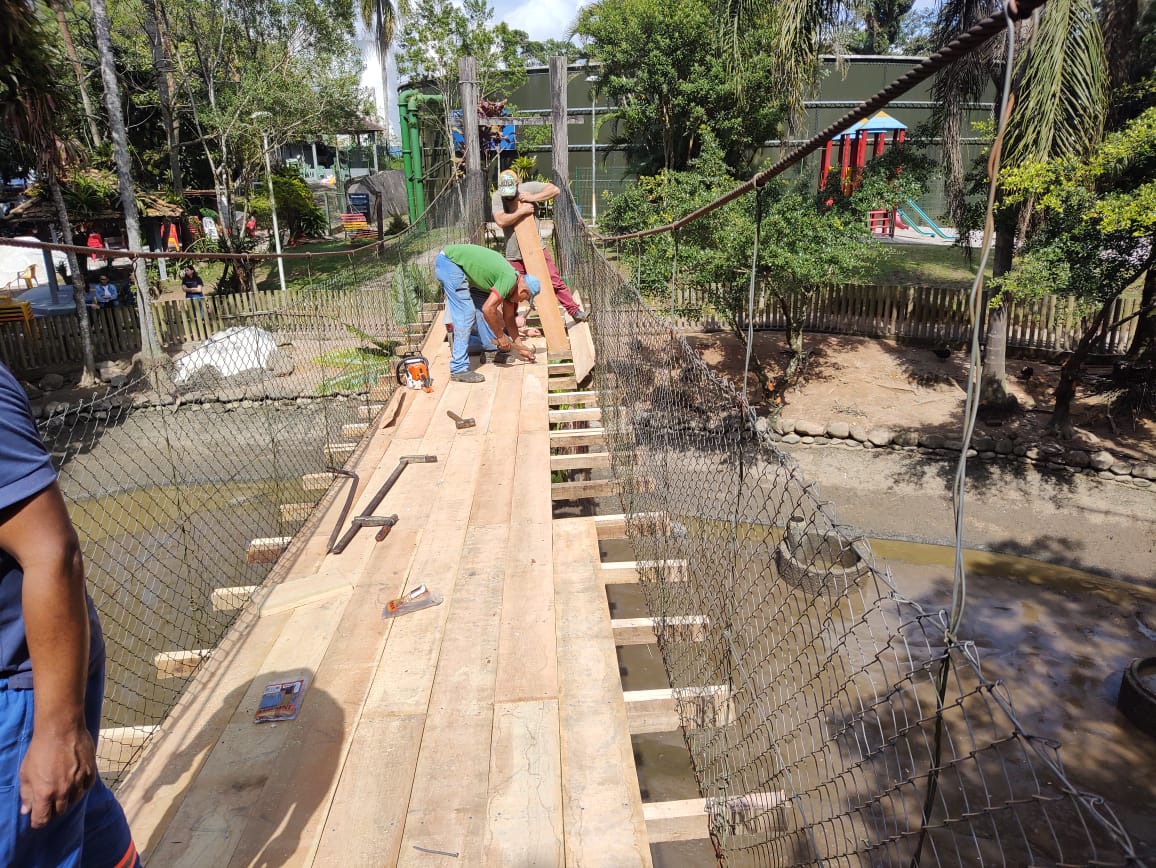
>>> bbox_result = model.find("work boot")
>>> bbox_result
[450,370,485,384]
[571,308,589,323]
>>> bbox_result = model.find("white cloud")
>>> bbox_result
[492,0,587,42]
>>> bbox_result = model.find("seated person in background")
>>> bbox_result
[82,286,100,310]
[88,274,118,307]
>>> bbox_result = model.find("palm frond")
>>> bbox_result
[771,0,856,126]
[1005,0,1108,166]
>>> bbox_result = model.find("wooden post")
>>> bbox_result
[458,57,485,242]
[549,56,569,187]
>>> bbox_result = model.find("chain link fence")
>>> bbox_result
[24,179,471,786]
[552,180,1145,867]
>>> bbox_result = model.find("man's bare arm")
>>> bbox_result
[492,200,534,229]
[0,483,95,828]
[519,183,560,203]
[482,292,512,343]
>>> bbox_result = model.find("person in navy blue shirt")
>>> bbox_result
[0,363,142,866]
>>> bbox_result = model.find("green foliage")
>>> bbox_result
[575,0,784,174]
[509,156,541,181]
[314,346,396,393]
[390,261,432,326]
[251,166,328,240]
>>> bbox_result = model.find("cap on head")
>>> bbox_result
[497,170,520,198]
[523,274,541,298]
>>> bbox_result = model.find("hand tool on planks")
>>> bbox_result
[446,410,475,429]
[328,455,438,554]
[324,467,360,555]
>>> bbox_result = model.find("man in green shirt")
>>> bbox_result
[436,244,539,383]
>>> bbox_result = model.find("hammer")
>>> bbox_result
[447,410,476,429]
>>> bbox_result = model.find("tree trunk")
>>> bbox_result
[1125,262,1155,363]
[1050,299,1117,436]
[48,0,103,148]
[979,221,1018,411]
[48,178,97,386]
[143,0,186,213]
[727,318,773,401]
[772,291,807,396]
[90,0,163,360]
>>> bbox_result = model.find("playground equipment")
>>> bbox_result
[820,110,952,239]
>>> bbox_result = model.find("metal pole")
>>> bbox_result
[586,74,598,225]
[262,131,288,300]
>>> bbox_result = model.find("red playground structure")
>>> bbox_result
[820,110,907,236]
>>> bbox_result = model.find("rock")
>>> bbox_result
[795,419,826,437]
[919,433,945,449]
[22,382,42,399]
[800,436,815,444]
[1041,443,1064,456]
[782,433,801,445]
[1110,462,1133,476]
[894,430,920,447]
[867,428,893,447]
[1098,471,1115,480]
[1089,451,1115,471]
[776,417,796,435]
[944,439,963,451]
[1134,478,1151,488]
[1013,445,1027,457]
[1024,447,1041,461]
[980,451,996,460]
[966,448,978,459]
[1133,463,1156,481]
[39,373,64,392]
[995,439,1014,455]
[110,375,129,388]
[972,436,995,452]
[826,421,850,439]
[1064,450,1090,468]
[849,426,869,443]
[28,402,44,419]
[754,417,770,435]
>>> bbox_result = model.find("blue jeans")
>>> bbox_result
[0,661,141,867]
[436,253,497,374]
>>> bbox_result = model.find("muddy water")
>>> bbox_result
[604,538,1156,866]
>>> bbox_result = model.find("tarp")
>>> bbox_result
[0,238,68,286]
[346,171,408,219]
[173,326,277,385]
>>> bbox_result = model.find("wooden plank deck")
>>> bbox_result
[114,333,657,866]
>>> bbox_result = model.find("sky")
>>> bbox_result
[490,0,587,42]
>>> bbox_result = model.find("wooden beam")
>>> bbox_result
[245,536,291,564]
[97,725,159,775]
[624,686,729,734]
[611,616,708,646]
[549,429,606,449]
[551,478,622,501]
[643,792,785,844]
[547,375,578,391]
[154,649,210,680]
[550,55,570,186]
[210,585,259,612]
[342,422,370,439]
[547,390,601,406]
[548,407,601,425]
[356,403,385,420]
[548,362,576,376]
[549,451,610,472]
[593,512,670,540]
[301,471,335,492]
[279,502,313,523]
[324,442,357,465]
[599,559,687,585]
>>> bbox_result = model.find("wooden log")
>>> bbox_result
[154,649,211,680]
[245,536,291,564]
[210,585,259,612]
[612,615,708,646]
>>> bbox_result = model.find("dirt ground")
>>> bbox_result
[686,330,1156,463]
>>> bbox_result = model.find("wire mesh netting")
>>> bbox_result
[552,181,1145,867]
[11,179,474,786]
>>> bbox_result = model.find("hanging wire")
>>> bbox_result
[741,187,763,409]
[670,231,680,320]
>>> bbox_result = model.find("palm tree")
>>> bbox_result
[1,0,99,384]
[931,0,1107,410]
[360,0,410,130]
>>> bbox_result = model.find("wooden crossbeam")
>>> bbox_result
[301,472,336,492]
[611,615,708,646]
[548,376,578,391]
[325,442,357,465]
[548,362,576,376]
[342,422,370,439]
[356,403,385,420]
[623,686,729,735]
[550,478,622,501]
[599,559,687,585]
[548,407,602,425]
[245,536,291,564]
[643,792,785,844]
[549,452,611,472]
[547,390,601,406]
[593,513,671,540]
[549,429,606,449]
[154,649,211,680]
[97,725,159,775]
[210,585,260,612]
[279,502,314,523]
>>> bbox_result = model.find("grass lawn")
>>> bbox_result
[866,241,990,289]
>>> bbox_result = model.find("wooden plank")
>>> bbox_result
[547,390,601,406]
[550,451,611,472]
[245,536,291,564]
[342,422,371,439]
[594,513,670,540]
[302,472,336,492]
[468,363,524,526]
[553,516,651,866]
[325,441,357,465]
[97,725,158,776]
[210,585,259,612]
[548,407,602,424]
[356,403,385,420]
[485,700,564,865]
[569,320,596,383]
[548,361,576,376]
[624,686,729,735]
[549,429,606,449]
[515,217,569,351]
[278,502,314,523]
[600,559,687,585]
[644,792,786,844]
[153,649,210,680]
[551,478,623,501]
[612,615,708,646]
[547,375,578,391]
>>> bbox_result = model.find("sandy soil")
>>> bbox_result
[686,331,1156,463]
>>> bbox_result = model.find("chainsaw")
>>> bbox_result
[396,353,433,392]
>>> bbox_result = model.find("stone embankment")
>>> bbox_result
[759,416,1156,488]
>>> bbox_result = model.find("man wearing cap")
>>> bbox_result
[435,244,538,384]
[491,170,588,323]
